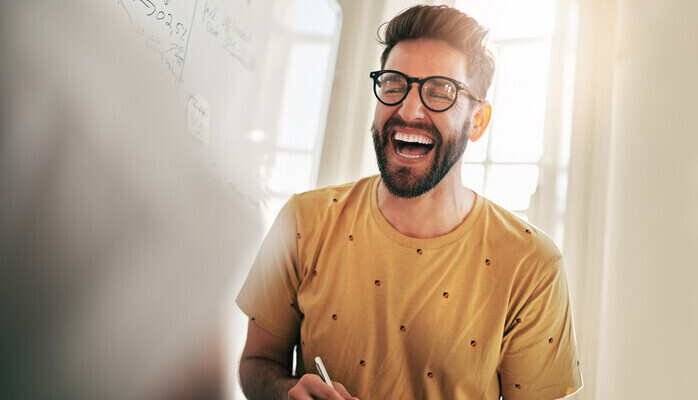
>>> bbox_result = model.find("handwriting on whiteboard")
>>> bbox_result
[228,181,264,212]
[118,0,198,83]
[201,1,256,72]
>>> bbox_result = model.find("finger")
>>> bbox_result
[288,374,319,399]
[312,381,345,400]
[332,381,350,399]
[289,374,345,400]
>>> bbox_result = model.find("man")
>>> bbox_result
[237,5,582,399]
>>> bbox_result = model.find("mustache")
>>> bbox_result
[381,116,442,143]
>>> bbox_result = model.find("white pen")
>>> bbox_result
[314,356,334,389]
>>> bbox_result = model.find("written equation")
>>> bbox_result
[201,1,256,72]
[118,0,198,82]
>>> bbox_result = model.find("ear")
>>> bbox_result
[469,101,492,142]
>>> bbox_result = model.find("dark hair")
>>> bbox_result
[378,5,495,100]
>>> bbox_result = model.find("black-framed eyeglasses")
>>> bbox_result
[369,70,482,112]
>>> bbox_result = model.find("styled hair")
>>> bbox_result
[378,5,495,100]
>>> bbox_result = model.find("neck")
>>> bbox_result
[376,170,476,238]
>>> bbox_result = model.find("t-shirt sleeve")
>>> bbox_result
[498,256,583,399]
[235,196,303,340]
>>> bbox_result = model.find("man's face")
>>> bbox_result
[372,38,475,198]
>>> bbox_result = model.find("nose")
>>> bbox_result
[396,83,426,121]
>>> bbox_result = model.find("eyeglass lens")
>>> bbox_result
[375,72,457,111]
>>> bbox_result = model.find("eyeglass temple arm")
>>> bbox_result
[457,82,483,102]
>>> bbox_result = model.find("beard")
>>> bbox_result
[372,115,471,199]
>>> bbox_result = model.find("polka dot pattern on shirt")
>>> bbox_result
[285,194,574,395]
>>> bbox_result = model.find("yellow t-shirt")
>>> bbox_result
[237,176,582,400]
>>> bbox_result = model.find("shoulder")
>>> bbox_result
[289,176,376,263]
[479,196,562,270]
[292,176,377,219]
[294,175,377,203]
[476,198,569,315]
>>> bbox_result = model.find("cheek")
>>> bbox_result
[372,105,392,131]
[431,118,468,147]
[447,114,472,137]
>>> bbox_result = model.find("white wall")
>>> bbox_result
[564,0,698,398]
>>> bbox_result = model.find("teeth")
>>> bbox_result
[394,131,434,145]
[397,151,426,159]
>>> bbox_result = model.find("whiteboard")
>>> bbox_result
[114,0,342,222]
[113,1,342,397]
[0,1,340,399]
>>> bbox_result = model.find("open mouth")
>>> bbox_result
[393,131,436,159]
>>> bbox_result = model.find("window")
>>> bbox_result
[455,0,578,247]
[263,0,342,222]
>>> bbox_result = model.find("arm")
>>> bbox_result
[239,320,297,399]
[239,321,356,400]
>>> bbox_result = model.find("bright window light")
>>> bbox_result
[455,0,576,248]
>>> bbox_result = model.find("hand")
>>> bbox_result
[287,374,359,400]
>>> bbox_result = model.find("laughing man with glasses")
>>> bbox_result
[237,5,582,400]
